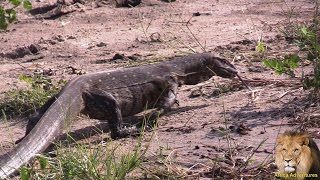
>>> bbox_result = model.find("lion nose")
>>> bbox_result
[284,159,291,163]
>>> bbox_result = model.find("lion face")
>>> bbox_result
[275,132,314,175]
[277,138,307,173]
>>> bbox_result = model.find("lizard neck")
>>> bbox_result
[167,53,215,85]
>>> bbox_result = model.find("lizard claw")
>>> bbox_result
[175,99,180,106]
[111,126,141,139]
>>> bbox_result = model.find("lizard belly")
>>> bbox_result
[112,84,163,117]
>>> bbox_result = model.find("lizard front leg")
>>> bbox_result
[82,89,138,139]
[149,75,180,122]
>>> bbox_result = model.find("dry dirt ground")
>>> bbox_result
[0,0,319,179]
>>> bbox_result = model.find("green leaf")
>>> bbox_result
[256,40,266,53]
[37,155,48,170]
[20,166,30,180]
[301,26,308,36]
[263,59,284,75]
[5,9,16,23]
[263,54,300,77]
[285,54,299,68]
[23,0,32,10]
[0,6,4,14]
[0,7,8,30]
[299,26,317,43]
[0,14,8,30]
[9,0,22,6]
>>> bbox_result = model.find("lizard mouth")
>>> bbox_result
[212,66,238,78]
[210,64,252,90]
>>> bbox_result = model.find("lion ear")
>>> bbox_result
[276,135,285,145]
[301,135,310,146]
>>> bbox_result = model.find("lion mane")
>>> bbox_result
[275,131,320,179]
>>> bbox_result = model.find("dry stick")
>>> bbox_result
[188,163,211,171]
[169,15,206,53]
[239,138,268,172]
[240,77,301,87]
[243,153,274,172]
[184,17,207,52]
[180,80,212,91]
[165,31,197,53]
[1,110,16,146]
[137,7,154,42]
[265,90,295,103]
[221,99,235,166]
[236,74,252,91]
[267,122,299,127]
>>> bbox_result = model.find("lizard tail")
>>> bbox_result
[0,83,84,179]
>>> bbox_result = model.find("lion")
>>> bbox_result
[275,131,320,179]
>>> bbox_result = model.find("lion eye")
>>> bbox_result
[294,148,299,152]
[282,148,286,151]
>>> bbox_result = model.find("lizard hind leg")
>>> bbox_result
[82,89,139,139]
[16,95,58,144]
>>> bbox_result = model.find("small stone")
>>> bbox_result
[193,12,201,16]
[112,53,125,60]
[66,35,76,39]
[115,0,141,7]
[96,42,107,47]
[189,89,202,98]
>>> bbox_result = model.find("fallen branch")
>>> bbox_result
[239,77,301,87]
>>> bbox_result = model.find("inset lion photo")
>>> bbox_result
[275,131,320,180]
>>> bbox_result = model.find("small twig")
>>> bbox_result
[180,80,212,91]
[265,90,292,103]
[182,112,195,127]
[239,138,268,172]
[221,100,235,164]
[137,8,154,42]
[16,62,27,68]
[252,154,273,171]
[185,17,206,52]
[236,74,252,91]
[235,32,252,42]
[1,110,16,146]
[240,77,301,87]
[267,122,300,127]
[165,32,197,53]
[187,163,211,171]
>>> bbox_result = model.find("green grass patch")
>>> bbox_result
[0,74,65,120]
[20,128,149,180]
[20,140,142,179]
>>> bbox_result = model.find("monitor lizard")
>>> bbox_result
[0,53,238,178]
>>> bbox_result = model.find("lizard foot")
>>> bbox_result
[111,126,141,139]
[15,136,25,144]
[143,111,161,128]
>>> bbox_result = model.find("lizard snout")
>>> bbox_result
[212,65,238,78]
[219,66,238,78]
[209,57,238,78]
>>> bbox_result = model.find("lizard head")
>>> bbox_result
[181,54,238,85]
[205,55,238,78]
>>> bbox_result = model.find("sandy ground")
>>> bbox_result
[0,0,319,179]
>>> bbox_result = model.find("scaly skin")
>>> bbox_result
[0,53,237,178]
